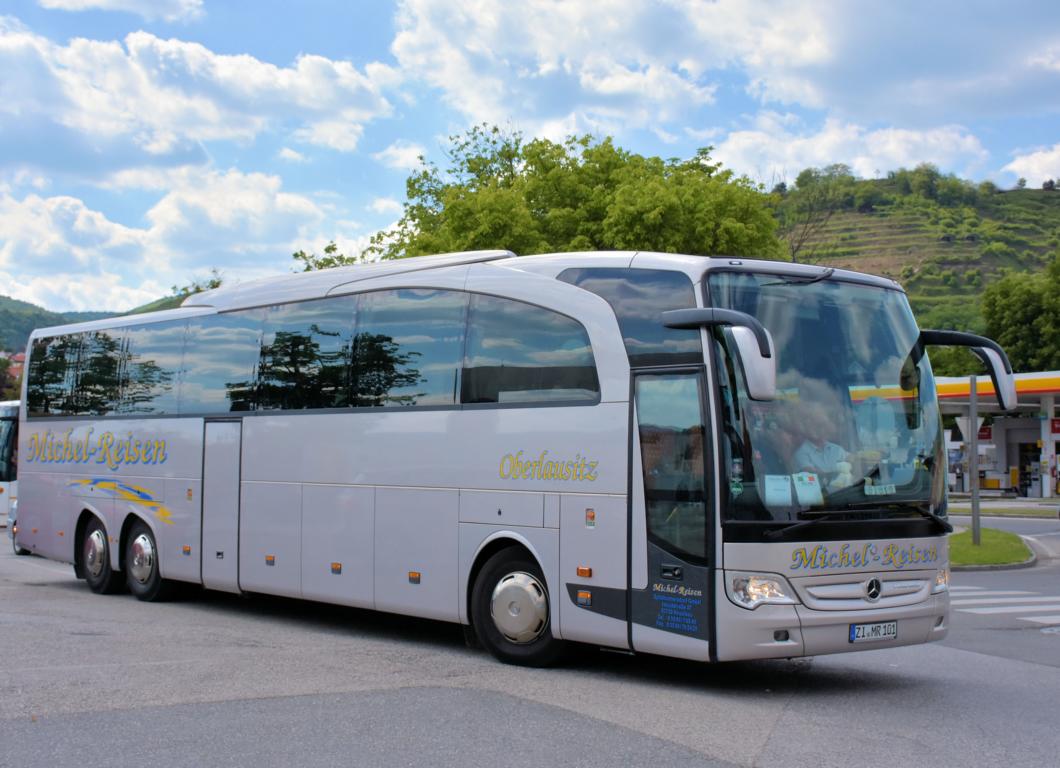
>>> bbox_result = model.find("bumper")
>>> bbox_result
[714,585,950,661]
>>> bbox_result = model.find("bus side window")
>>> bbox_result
[119,321,186,416]
[351,289,467,407]
[180,310,265,414]
[462,295,599,405]
[257,296,356,410]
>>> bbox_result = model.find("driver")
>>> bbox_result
[793,405,848,475]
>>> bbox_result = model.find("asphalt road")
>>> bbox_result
[2,547,1059,768]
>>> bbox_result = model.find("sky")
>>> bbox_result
[2,0,1060,312]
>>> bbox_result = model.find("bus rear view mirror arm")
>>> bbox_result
[918,329,1018,411]
[661,308,777,401]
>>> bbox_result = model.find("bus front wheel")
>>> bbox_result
[124,519,171,602]
[471,548,565,667]
[81,517,122,594]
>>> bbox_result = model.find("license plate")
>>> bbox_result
[849,621,897,643]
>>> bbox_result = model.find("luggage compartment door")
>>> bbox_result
[201,419,242,593]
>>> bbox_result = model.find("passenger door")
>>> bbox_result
[629,369,713,660]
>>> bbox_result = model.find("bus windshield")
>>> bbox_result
[707,272,945,525]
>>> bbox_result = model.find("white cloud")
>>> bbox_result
[389,1,1060,137]
[0,169,329,310]
[390,0,727,135]
[0,20,395,172]
[368,197,402,215]
[372,140,425,170]
[2,269,163,313]
[293,120,363,152]
[1003,144,1060,183]
[277,147,306,163]
[143,168,326,267]
[714,116,989,183]
[0,191,145,272]
[37,0,203,23]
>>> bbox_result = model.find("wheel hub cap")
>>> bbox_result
[129,533,155,584]
[490,571,548,644]
[84,529,107,579]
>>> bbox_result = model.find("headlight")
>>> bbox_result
[726,571,798,610]
[932,567,949,594]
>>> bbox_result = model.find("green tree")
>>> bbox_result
[171,269,224,298]
[347,124,780,262]
[292,241,359,272]
[980,254,1060,371]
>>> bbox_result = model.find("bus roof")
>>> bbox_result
[27,250,902,339]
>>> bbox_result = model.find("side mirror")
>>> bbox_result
[919,330,1018,411]
[661,308,777,401]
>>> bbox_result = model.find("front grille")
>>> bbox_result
[796,576,931,611]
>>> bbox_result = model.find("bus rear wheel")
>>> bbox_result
[81,517,122,594]
[124,519,171,602]
[471,548,565,667]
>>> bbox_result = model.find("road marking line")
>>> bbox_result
[959,604,1060,615]
[1020,615,1060,626]
[951,596,1060,606]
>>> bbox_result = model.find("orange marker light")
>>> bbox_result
[576,590,592,607]
[331,562,343,575]
[408,571,421,584]
[182,545,192,556]
[576,566,592,578]
[57,531,64,537]
[265,554,276,566]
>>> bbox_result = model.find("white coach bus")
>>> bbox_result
[15,250,1016,666]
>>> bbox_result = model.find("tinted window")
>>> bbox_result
[636,372,708,560]
[352,289,467,407]
[73,329,124,415]
[462,295,599,404]
[180,311,264,414]
[258,296,356,410]
[118,321,185,415]
[558,268,702,367]
[26,335,81,416]
[0,417,16,482]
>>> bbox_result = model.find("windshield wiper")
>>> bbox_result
[762,512,848,541]
[841,501,952,533]
[761,268,834,287]
[762,502,951,541]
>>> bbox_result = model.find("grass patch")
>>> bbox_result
[948,506,1059,518]
[949,527,1031,566]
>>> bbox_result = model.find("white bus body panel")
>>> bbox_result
[301,484,374,608]
[17,418,205,574]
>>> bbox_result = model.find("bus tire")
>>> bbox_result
[82,517,122,594]
[124,519,170,602]
[12,538,30,556]
[471,548,565,667]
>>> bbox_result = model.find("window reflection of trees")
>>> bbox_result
[257,327,352,410]
[351,332,423,407]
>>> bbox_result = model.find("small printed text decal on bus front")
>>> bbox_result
[26,429,168,471]
[789,542,939,571]
[499,450,598,481]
